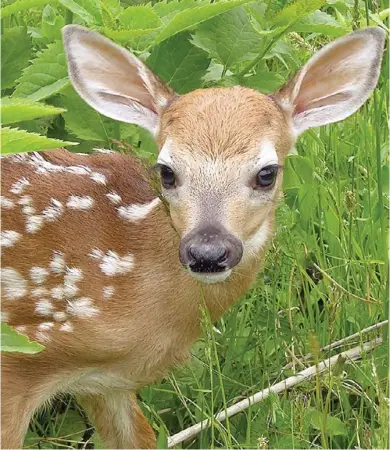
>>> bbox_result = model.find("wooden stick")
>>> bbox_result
[167,337,382,448]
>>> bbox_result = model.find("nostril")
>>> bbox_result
[216,248,228,265]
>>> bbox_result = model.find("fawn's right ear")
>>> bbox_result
[62,25,176,136]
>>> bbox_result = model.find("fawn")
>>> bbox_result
[1,25,385,449]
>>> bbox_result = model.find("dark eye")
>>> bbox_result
[160,165,176,189]
[256,165,279,189]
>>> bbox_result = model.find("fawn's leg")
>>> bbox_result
[78,391,156,449]
[1,361,48,449]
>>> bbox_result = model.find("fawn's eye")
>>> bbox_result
[255,165,279,189]
[160,165,176,189]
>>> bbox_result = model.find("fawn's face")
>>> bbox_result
[63,25,385,284]
[156,88,293,282]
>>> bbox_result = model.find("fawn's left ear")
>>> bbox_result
[274,27,386,136]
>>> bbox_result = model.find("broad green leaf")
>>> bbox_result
[148,33,209,93]
[292,10,349,36]
[1,98,65,124]
[192,7,261,69]
[272,0,325,27]
[1,323,44,354]
[1,27,32,89]
[56,88,120,143]
[13,41,69,101]
[310,410,348,436]
[1,127,77,155]
[104,28,159,42]
[153,0,201,24]
[1,0,59,18]
[242,71,285,93]
[58,0,95,25]
[154,0,254,44]
[119,5,162,29]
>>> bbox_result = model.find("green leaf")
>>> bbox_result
[1,127,77,155]
[148,33,209,93]
[310,410,348,436]
[242,71,285,93]
[13,40,69,101]
[192,7,261,69]
[119,5,162,29]
[1,98,65,124]
[57,0,94,25]
[1,27,32,90]
[153,0,200,24]
[1,323,44,354]
[271,0,325,27]
[41,5,65,41]
[154,0,253,44]
[55,87,120,143]
[1,0,59,18]
[156,425,168,449]
[292,10,349,36]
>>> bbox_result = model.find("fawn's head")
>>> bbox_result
[63,25,385,284]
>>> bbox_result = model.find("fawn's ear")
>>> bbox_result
[274,27,386,136]
[62,25,176,136]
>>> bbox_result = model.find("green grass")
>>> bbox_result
[25,49,389,450]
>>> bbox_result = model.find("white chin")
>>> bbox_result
[189,270,232,285]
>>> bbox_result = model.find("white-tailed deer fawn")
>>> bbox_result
[1,25,385,449]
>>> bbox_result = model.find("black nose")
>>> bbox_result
[188,243,228,273]
[180,225,243,273]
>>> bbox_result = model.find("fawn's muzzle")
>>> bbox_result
[180,224,243,274]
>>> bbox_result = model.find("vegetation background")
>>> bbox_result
[1,0,389,448]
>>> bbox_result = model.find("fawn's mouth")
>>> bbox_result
[186,269,233,285]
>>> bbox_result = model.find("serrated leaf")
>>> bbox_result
[13,40,69,101]
[1,323,44,354]
[192,7,261,69]
[42,5,65,40]
[119,5,162,29]
[55,87,120,143]
[154,0,253,44]
[1,27,32,89]
[104,27,159,43]
[153,0,201,24]
[1,0,59,18]
[292,10,349,36]
[1,127,77,155]
[1,98,65,124]
[272,0,325,27]
[148,33,209,93]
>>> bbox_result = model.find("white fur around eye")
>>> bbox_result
[257,140,278,168]
[157,138,174,166]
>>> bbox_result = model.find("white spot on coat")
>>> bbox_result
[0,196,14,209]
[67,195,94,211]
[67,298,99,318]
[51,285,64,300]
[1,268,27,300]
[53,311,67,322]
[32,287,49,298]
[103,286,115,299]
[106,192,122,204]
[118,198,160,222]
[1,231,21,248]
[35,299,54,316]
[64,267,83,298]
[100,251,134,276]
[90,172,107,185]
[42,199,63,222]
[59,321,73,332]
[50,252,66,274]
[30,267,49,284]
[36,331,50,343]
[38,322,54,331]
[10,177,30,195]
[89,248,104,260]
[26,215,44,233]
